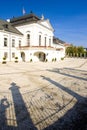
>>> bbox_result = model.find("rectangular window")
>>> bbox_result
[49,38,51,46]
[4,38,8,47]
[12,39,15,47]
[12,52,15,58]
[4,52,8,58]
[27,34,30,46]
[19,40,21,47]
[39,35,41,46]
[45,37,46,47]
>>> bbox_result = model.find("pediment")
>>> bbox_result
[38,19,54,31]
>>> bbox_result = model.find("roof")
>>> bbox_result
[64,43,70,47]
[10,13,40,26]
[53,37,65,44]
[0,19,23,35]
[38,19,54,31]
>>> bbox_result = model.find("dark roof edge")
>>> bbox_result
[53,36,65,44]
[10,13,40,23]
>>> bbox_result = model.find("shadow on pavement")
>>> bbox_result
[41,75,87,130]
[0,82,37,130]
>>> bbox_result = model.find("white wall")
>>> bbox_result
[0,18,65,62]
[16,21,54,47]
[0,30,22,62]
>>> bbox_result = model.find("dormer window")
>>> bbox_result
[3,24,8,29]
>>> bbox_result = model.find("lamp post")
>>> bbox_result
[19,43,21,59]
[9,32,11,61]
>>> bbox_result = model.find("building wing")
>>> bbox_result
[0,19,23,35]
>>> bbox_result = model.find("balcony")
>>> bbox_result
[17,45,55,50]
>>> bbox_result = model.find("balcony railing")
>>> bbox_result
[17,45,55,50]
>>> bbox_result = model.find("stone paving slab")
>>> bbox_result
[0,58,87,130]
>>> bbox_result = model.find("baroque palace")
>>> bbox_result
[0,12,66,62]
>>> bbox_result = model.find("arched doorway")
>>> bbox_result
[21,52,25,62]
[34,52,46,61]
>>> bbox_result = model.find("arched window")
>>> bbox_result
[27,34,30,46]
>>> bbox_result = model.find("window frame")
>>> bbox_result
[12,39,15,47]
[44,37,46,47]
[12,52,15,58]
[4,37,8,47]
[27,34,30,46]
[39,35,41,46]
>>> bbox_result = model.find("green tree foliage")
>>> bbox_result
[77,46,84,57]
[66,45,85,57]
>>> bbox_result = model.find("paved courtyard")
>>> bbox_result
[0,58,87,130]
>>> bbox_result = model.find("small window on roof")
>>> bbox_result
[3,24,8,28]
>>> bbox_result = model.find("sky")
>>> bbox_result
[0,0,87,48]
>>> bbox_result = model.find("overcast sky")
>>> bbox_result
[0,0,87,47]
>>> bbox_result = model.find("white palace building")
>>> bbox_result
[0,12,66,62]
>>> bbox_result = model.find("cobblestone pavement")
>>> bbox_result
[0,58,87,130]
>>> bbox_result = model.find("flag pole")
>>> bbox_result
[22,7,26,15]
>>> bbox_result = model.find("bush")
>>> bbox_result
[52,58,54,62]
[3,57,6,60]
[61,57,64,60]
[45,59,48,62]
[15,57,18,59]
[2,57,6,64]
[30,59,33,62]
[15,57,18,62]
[54,58,56,61]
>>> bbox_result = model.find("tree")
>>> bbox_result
[66,45,73,56]
[66,45,85,57]
[77,46,84,57]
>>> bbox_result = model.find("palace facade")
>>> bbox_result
[0,13,65,62]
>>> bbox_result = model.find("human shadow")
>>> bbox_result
[9,82,37,130]
[41,76,87,130]
[0,96,10,129]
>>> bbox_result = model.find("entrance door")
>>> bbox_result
[21,52,25,62]
[34,52,46,61]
